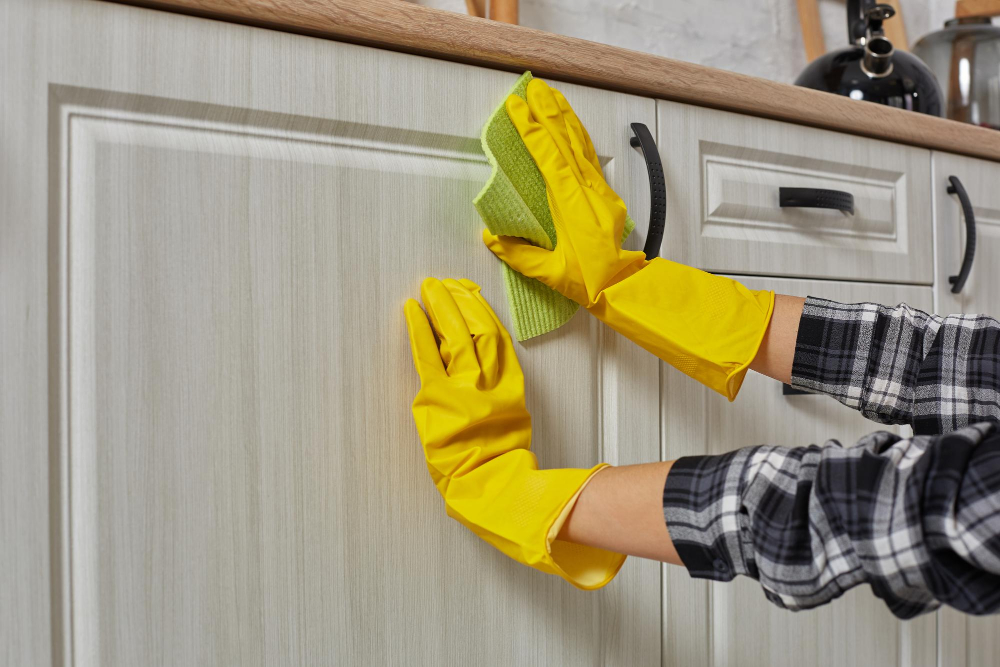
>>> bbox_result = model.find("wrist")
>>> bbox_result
[557,461,682,565]
[748,294,806,384]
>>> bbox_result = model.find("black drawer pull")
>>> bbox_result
[782,383,815,396]
[779,187,855,215]
[947,175,976,295]
[629,122,666,259]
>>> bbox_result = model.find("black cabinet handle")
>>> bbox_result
[782,383,815,396]
[629,123,666,259]
[779,187,855,215]
[947,175,976,294]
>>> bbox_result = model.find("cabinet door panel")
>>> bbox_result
[3,1,659,665]
[932,151,1000,667]
[933,152,1000,318]
[661,277,936,667]
[656,101,933,284]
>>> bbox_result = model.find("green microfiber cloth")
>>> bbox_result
[473,71,635,341]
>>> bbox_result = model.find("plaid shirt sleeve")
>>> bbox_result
[663,423,1000,619]
[662,297,1000,618]
[790,296,1000,435]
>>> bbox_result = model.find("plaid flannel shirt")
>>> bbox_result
[662,297,1000,619]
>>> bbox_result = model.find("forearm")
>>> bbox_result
[558,292,1000,607]
[555,294,808,567]
[748,294,804,384]
[558,461,683,565]
[560,424,1000,617]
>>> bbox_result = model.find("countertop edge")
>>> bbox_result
[110,0,1000,163]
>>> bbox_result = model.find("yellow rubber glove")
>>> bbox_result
[404,277,626,589]
[482,79,774,400]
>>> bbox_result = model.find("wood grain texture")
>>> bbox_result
[657,100,934,285]
[661,277,937,667]
[932,159,1000,667]
[939,605,1000,667]
[882,0,908,51]
[105,0,1000,163]
[955,0,1000,18]
[6,0,661,664]
[488,0,517,25]
[794,0,826,62]
[1,1,55,665]
[933,151,1000,321]
[464,0,484,19]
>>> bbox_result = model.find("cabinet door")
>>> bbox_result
[931,151,1000,667]
[1,1,660,665]
[661,277,937,667]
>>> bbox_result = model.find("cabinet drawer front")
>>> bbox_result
[657,101,933,283]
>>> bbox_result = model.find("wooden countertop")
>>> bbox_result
[116,0,1000,162]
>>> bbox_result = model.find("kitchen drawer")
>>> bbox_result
[656,101,933,284]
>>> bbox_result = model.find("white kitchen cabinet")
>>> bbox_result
[656,101,934,284]
[6,0,998,665]
[931,151,1000,667]
[661,277,937,667]
[933,152,1000,324]
[1,1,660,665]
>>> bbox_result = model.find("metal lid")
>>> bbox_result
[945,17,995,28]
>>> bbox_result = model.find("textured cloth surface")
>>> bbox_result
[792,297,1000,434]
[663,424,1000,619]
[473,72,634,341]
[662,296,1000,619]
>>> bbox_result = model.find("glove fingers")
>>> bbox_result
[551,87,602,175]
[483,228,559,284]
[456,278,510,343]
[404,298,445,381]
[441,279,501,388]
[551,87,625,208]
[524,80,589,188]
[456,278,523,383]
[563,130,620,206]
[522,81,623,229]
[505,94,585,224]
[444,279,504,335]
[420,277,480,378]
[568,135,616,202]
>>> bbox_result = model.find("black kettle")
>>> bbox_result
[795,0,943,116]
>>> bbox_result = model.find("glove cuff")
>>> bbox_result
[587,258,775,401]
[444,457,627,590]
[545,464,627,590]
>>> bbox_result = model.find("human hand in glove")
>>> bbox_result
[403,277,626,589]
[481,83,648,307]
[483,79,774,401]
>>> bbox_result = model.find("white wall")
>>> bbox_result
[415,0,955,84]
